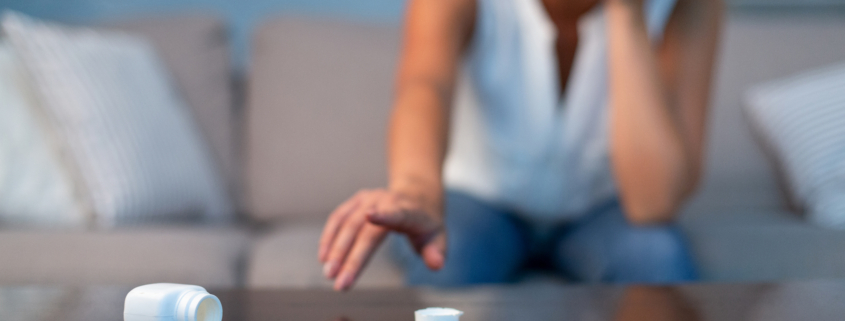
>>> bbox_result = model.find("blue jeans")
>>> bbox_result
[391,191,698,286]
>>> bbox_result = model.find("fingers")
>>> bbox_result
[367,197,439,235]
[333,224,388,291]
[421,232,447,271]
[324,199,374,279]
[320,188,447,291]
[367,195,447,271]
[319,194,362,262]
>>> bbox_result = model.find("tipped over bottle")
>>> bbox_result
[124,283,222,321]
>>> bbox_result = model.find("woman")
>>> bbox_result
[319,0,722,291]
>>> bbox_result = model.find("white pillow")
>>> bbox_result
[0,40,91,227]
[1,12,233,227]
[746,62,845,229]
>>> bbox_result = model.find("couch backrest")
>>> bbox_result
[107,15,239,202]
[245,18,399,221]
[683,8,845,217]
[245,9,845,222]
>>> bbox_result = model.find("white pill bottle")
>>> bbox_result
[124,283,223,321]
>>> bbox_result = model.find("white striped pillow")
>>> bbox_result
[746,62,845,229]
[1,12,232,227]
[0,40,91,227]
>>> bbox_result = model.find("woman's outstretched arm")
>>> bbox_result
[607,0,723,224]
[318,0,475,291]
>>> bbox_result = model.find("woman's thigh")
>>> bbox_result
[551,201,698,283]
[390,190,530,286]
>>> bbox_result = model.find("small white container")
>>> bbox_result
[124,283,222,321]
[415,307,463,321]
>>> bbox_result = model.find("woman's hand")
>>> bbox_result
[318,189,446,291]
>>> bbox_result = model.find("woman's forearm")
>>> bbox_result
[387,81,451,216]
[385,0,474,217]
[606,0,692,224]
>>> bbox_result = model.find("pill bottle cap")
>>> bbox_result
[415,307,463,321]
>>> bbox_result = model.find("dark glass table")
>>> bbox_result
[4,280,845,321]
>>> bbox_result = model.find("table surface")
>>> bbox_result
[4,280,845,321]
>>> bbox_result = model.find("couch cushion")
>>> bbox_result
[682,209,845,282]
[107,16,239,200]
[682,9,845,217]
[247,224,403,289]
[0,228,248,287]
[245,18,400,221]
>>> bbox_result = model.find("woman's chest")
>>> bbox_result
[540,0,601,96]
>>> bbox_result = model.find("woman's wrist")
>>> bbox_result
[389,175,444,216]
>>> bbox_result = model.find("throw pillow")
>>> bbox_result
[0,40,91,227]
[1,12,233,227]
[746,61,845,228]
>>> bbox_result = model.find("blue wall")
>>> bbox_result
[7,0,839,69]
[0,0,407,68]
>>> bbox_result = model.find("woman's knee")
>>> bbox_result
[617,226,688,260]
[608,226,697,283]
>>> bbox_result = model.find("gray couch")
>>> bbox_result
[1,7,844,288]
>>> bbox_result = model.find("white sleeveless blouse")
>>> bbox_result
[443,0,677,222]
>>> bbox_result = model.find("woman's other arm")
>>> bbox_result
[607,0,724,224]
[318,0,475,291]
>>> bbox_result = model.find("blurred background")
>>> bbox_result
[0,0,845,293]
[1,0,405,69]
[2,0,843,68]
